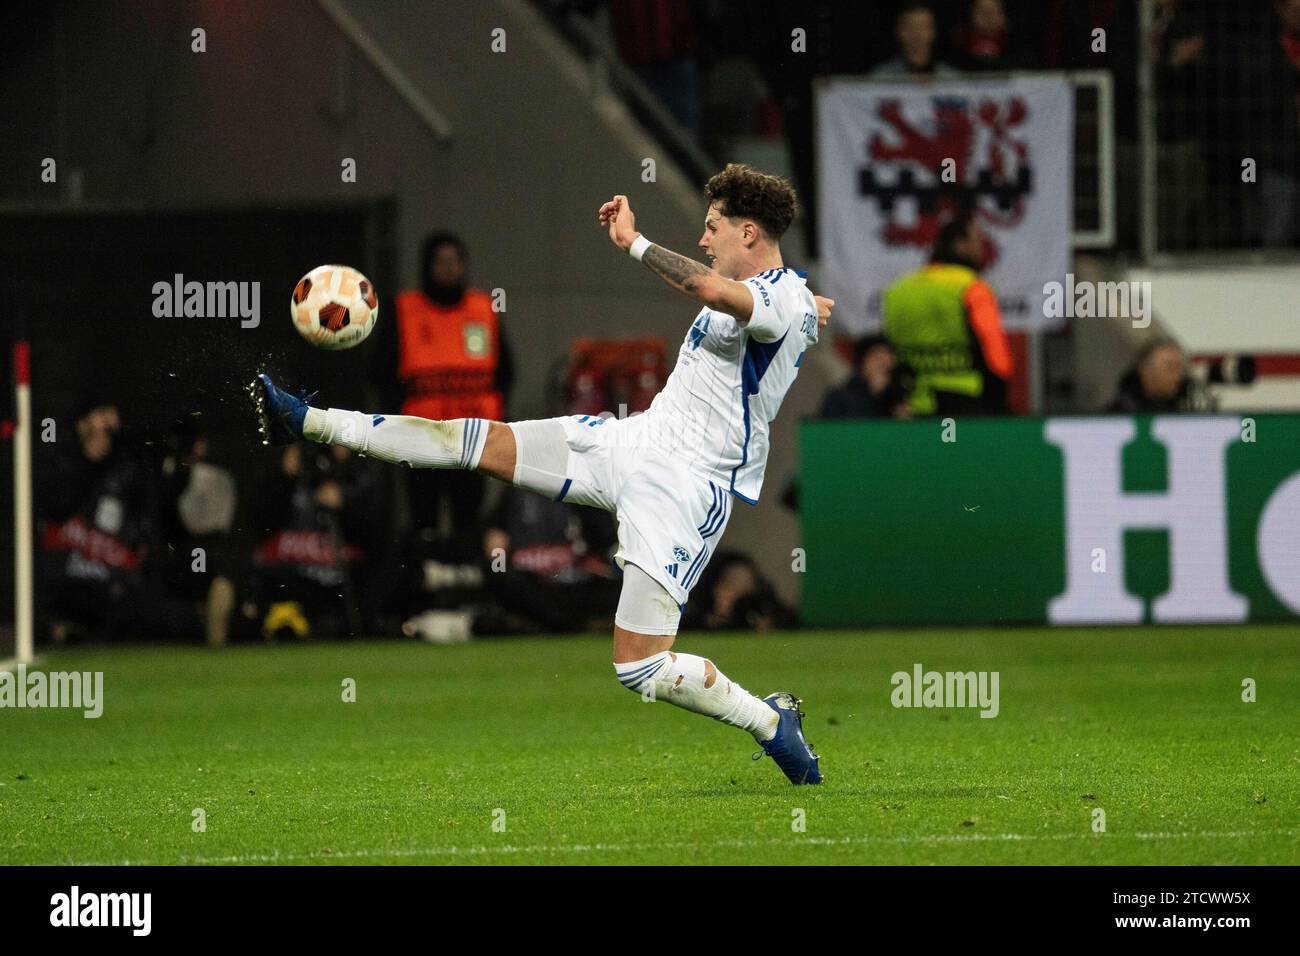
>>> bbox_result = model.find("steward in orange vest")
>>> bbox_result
[395,232,513,422]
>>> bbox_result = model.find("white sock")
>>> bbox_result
[303,408,488,470]
[615,651,779,742]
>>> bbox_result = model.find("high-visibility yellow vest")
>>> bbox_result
[883,263,985,415]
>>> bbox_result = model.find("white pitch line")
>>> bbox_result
[56,829,1298,867]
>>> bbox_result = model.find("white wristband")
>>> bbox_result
[629,234,652,261]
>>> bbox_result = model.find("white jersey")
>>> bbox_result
[639,266,819,503]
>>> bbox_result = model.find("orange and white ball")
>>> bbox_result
[289,264,378,350]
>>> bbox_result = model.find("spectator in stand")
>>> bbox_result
[1151,0,1209,250]
[682,551,797,632]
[1256,0,1300,245]
[952,0,1018,71]
[870,2,960,78]
[820,335,913,419]
[882,210,1014,416]
[610,0,700,131]
[249,443,382,640]
[1106,338,1189,413]
[37,398,201,643]
[156,415,238,646]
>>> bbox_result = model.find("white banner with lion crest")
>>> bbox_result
[816,74,1073,335]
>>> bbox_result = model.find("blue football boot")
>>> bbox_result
[250,372,316,445]
[755,692,823,785]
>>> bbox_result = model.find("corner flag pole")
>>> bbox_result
[14,340,33,665]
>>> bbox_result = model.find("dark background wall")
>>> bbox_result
[0,0,840,616]
[0,205,398,623]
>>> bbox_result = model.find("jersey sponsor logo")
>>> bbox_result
[801,312,818,337]
[746,279,771,307]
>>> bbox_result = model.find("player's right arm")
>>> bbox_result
[598,195,756,318]
[598,194,834,337]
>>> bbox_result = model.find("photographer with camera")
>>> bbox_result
[1107,337,1258,414]
[1107,337,1189,413]
[681,550,798,633]
[249,442,384,640]
[37,397,202,643]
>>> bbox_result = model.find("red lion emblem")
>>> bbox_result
[863,95,1032,268]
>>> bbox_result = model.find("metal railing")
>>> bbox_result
[1071,70,1116,249]
[534,1,717,186]
[315,0,454,146]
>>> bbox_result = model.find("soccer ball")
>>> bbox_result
[289,264,379,350]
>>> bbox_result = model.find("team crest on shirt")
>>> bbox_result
[462,322,489,357]
[688,313,711,350]
[672,546,690,562]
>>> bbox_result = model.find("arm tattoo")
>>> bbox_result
[641,243,713,298]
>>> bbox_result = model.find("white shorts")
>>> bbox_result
[509,413,733,609]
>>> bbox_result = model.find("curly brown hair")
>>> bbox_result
[703,164,797,240]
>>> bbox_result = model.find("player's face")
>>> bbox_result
[699,203,743,278]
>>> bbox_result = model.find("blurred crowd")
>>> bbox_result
[38,209,1199,649]
[35,232,796,647]
[555,0,1300,252]
[819,207,1220,422]
[45,0,1286,647]
[549,0,1279,418]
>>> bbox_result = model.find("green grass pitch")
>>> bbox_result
[3,626,1298,865]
